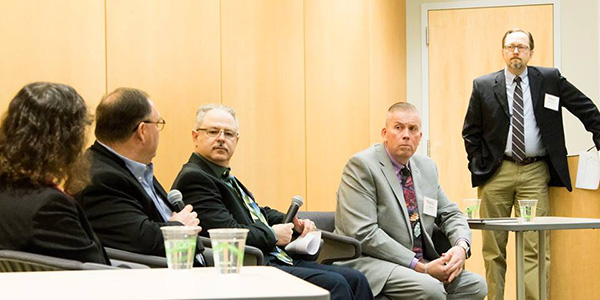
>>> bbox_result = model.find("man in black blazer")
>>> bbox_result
[463,28,600,300]
[172,104,372,300]
[76,88,203,261]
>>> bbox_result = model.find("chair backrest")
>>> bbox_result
[0,250,114,272]
[297,211,335,232]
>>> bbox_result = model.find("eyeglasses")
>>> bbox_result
[196,127,239,140]
[503,44,530,53]
[133,118,166,132]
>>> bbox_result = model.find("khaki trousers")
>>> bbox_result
[478,160,551,300]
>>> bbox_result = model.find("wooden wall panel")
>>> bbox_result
[0,0,409,214]
[105,0,221,185]
[368,0,406,144]
[305,0,370,211]
[0,0,105,118]
[221,0,305,212]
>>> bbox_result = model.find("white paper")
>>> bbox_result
[423,196,438,217]
[544,93,559,111]
[575,150,600,190]
[285,231,322,255]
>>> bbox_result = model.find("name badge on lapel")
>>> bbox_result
[544,93,559,111]
[423,196,438,217]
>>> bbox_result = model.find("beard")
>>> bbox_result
[510,58,523,71]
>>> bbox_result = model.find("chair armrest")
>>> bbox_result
[289,239,324,262]
[318,231,361,265]
[108,259,151,269]
[199,236,266,266]
[104,247,167,268]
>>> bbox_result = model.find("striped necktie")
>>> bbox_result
[511,76,526,162]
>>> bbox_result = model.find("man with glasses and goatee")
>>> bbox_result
[172,104,373,300]
[463,28,600,300]
[76,88,204,264]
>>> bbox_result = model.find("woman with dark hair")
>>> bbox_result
[0,82,109,264]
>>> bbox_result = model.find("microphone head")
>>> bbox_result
[167,189,183,206]
[291,195,304,207]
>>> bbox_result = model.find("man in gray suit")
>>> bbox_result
[335,102,487,299]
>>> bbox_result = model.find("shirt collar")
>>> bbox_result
[504,67,529,85]
[97,141,153,181]
[193,152,231,181]
[384,147,410,175]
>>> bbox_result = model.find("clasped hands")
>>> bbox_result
[418,246,466,283]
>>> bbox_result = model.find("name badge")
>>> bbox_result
[544,93,559,111]
[423,197,438,217]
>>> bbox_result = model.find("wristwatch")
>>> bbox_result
[457,240,471,258]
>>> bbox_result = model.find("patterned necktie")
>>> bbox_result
[224,172,293,265]
[512,76,526,162]
[400,165,423,260]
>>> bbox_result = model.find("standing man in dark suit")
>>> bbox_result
[76,88,203,261]
[463,28,600,300]
[172,104,373,300]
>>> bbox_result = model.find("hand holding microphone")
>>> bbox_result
[282,195,304,223]
[282,196,316,236]
[167,189,200,227]
[167,189,185,211]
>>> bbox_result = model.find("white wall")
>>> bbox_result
[407,0,600,155]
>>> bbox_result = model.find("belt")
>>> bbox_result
[503,155,546,166]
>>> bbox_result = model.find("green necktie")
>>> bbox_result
[224,173,293,265]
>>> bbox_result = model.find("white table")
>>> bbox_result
[0,266,330,300]
[468,216,600,300]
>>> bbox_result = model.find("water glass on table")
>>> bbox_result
[464,198,481,219]
[518,199,538,223]
[208,228,249,274]
[161,226,202,270]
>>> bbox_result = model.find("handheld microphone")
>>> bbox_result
[282,195,304,224]
[167,189,184,212]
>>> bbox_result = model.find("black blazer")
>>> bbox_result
[463,66,600,190]
[75,141,202,257]
[0,181,109,264]
[172,154,284,254]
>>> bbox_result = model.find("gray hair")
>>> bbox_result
[195,104,239,129]
[387,102,418,114]
[385,102,421,126]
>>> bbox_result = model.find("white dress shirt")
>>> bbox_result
[504,68,547,157]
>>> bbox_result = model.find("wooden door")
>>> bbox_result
[427,4,554,299]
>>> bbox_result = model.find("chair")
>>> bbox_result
[105,246,217,268]
[198,236,265,266]
[104,247,170,268]
[296,211,362,264]
[105,237,264,267]
[0,250,119,272]
[297,211,453,260]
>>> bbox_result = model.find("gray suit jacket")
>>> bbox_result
[335,143,471,294]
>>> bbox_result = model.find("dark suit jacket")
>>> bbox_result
[0,181,109,264]
[172,153,284,254]
[75,141,202,257]
[463,66,600,190]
